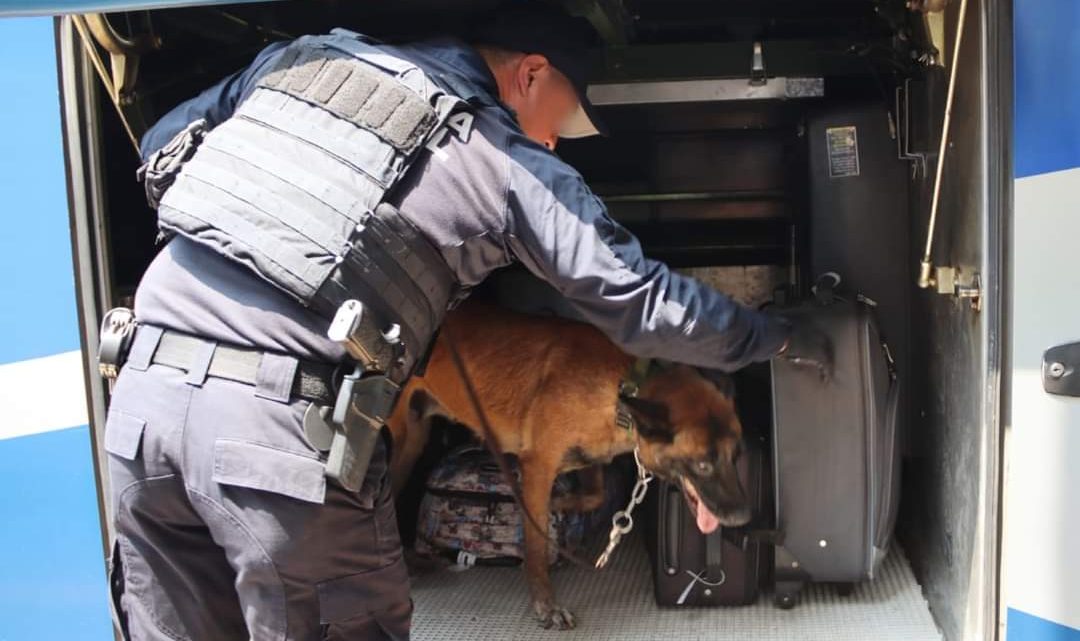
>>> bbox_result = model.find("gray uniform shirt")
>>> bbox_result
[137,36,789,371]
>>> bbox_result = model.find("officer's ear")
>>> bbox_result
[515,54,551,96]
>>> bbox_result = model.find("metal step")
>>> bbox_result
[410,534,941,641]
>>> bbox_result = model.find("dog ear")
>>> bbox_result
[622,396,674,443]
[697,368,736,398]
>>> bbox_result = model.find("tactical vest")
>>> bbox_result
[155,30,464,373]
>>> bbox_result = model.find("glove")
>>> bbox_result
[776,318,833,379]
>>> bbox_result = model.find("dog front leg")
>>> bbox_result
[388,390,435,497]
[551,465,606,514]
[519,454,576,630]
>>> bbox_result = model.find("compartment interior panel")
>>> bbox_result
[68,1,996,639]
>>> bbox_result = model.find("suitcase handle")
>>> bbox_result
[661,484,682,575]
[811,272,842,304]
[705,528,725,583]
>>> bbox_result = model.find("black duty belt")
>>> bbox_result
[149,329,339,405]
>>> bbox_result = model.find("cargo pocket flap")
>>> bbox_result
[104,411,146,461]
[317,557,410,624]
[212,438,326,504]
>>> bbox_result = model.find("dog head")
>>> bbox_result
[622,364,749,534]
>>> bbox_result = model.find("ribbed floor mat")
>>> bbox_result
[410,536,941,641]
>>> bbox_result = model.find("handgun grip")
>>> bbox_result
[327,300,396,372]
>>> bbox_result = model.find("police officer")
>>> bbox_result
[105,3,828,640]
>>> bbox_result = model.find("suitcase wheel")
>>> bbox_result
[835,583,856,597]
[774,580,803,609]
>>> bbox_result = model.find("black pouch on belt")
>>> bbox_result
[98,308,138,387]
[136,118,208,212]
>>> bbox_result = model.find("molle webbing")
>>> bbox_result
[316,203,456,365]
[155,30,464,372]
[258,44,438,156]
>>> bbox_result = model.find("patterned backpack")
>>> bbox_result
[416,445,610,567]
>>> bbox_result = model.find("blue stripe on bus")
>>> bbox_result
[0,17,81,366]
[0,0,272,18]
[1014,0,1080,178]
[1009,609,1080,641]
[0,426,112,641]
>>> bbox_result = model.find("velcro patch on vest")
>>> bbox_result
[259,46,438,153]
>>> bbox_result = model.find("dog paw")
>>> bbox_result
[533,599,576,630]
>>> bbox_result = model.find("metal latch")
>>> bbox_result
[1043,342,1080,397]
[931,267,982,311]
[750,42,766,86]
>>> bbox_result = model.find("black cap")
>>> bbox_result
[472,2,606,138]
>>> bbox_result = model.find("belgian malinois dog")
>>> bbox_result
[387,301,750,629]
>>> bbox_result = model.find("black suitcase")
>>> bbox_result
[770,278,901,608]
[643,430,769,607]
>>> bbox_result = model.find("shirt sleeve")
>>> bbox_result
[139,41,291,161]
[502,134,790,372]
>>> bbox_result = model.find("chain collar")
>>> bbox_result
[615,357,654,435]
[595,445,654,569]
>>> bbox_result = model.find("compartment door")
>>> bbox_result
[0,16,113,641]
[1005,0,1080,639]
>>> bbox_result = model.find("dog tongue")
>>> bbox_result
[682,479,721,534]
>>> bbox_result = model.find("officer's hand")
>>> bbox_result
[776,318,833,380]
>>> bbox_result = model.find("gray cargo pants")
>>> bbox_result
[103,330,411,641]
